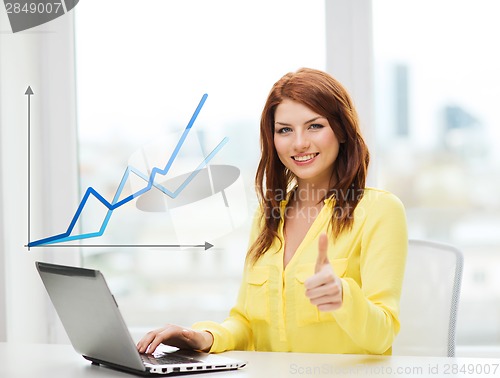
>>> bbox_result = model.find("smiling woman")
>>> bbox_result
[137,68,408,355]
[273,99,341,187]
[252,68,372,265]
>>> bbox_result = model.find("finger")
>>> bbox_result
[146,326,179,354]
[147,334,165,354]
[305,282,340,300]
[137,331,159,353]
[317,301,342,312]
[304,264,335,290]
[307,289,342,308]
[309,295,340,307]
[315,233,329,273]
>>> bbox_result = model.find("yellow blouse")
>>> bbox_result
[192,188,408,355]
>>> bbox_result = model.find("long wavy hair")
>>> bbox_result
[247,68,370,264]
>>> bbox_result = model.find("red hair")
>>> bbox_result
[247,68,370,264]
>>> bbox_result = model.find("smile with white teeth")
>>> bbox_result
[292,153,318,162]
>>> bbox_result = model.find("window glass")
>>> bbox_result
[373,0,500,345]
[75,0,325,330]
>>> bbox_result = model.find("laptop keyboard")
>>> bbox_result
[141,353,203,365]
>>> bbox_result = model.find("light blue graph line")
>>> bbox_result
[28,94,227,247]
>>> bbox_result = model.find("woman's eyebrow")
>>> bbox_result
[275,116,325,127]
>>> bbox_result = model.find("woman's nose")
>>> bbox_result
[293,132,310,150]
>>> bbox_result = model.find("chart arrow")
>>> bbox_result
[25,241,214,251]
[25,86,34,251]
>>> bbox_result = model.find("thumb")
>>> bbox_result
[315,233,329,273]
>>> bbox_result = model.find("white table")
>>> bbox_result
[1,342,499,377]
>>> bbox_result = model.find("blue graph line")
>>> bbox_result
[28,94,227,247]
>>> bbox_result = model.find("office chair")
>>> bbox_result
[392,239,464,357]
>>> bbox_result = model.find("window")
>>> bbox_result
[373,0,500,346]
[75,0,325,331]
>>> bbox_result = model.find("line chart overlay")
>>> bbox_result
[28,94,227,247]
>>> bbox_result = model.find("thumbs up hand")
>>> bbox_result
[304,233,343,311]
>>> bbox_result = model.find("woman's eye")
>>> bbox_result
[309,123,324,130]
[276,127,292,134]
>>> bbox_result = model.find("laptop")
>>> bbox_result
[36,261,246,376]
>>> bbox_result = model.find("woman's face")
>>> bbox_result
[273,98,340,189]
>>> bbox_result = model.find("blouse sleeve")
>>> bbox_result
[332,192,408,354]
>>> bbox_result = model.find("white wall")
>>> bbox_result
[325,0,374,132]
[0,10,80,343]
[325,0,375,185]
